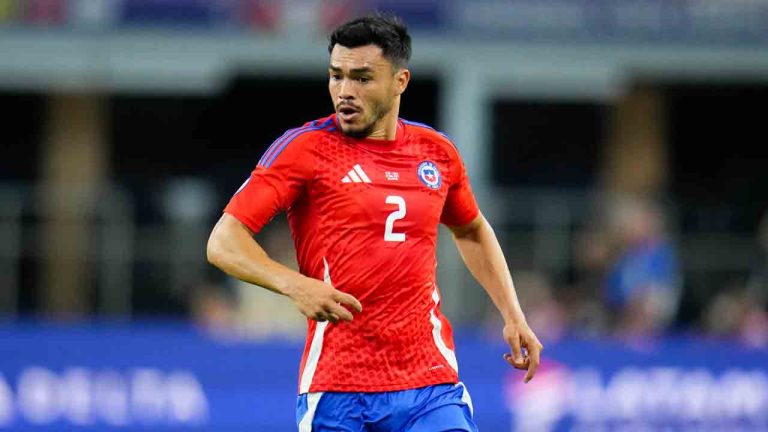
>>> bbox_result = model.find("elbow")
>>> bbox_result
[206,231,224,269]
[206,214,255,273]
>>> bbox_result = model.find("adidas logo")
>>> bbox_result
[341,164,372,184]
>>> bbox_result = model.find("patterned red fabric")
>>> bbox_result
[224,114,479,393]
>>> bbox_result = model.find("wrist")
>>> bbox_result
[267,266,302,298]
[503,311,527,327]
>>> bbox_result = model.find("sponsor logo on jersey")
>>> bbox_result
[385,171,399,181]
[341,164,372,184]
[417,161,441,189]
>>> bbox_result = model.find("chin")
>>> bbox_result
[341,122,374,139]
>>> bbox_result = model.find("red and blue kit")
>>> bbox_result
[224,114,479,394]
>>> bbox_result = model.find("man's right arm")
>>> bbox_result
[206,213,362,323]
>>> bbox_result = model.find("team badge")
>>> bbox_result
[417,161,441,190]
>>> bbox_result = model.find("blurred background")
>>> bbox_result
[1,0,767,430]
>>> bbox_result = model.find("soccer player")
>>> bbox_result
[207,15,542,432]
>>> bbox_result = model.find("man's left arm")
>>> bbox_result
[448,213,544,383]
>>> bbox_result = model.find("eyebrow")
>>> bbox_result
[328,66,374,74]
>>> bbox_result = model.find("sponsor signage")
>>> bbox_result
[0,324,765,431]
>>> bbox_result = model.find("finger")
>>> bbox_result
[524,360,539,383]
[503,353,529,370]
[334,291,363,313]
[508,333,524,363]
[524,344,542,383]
[325,302,354,322]
[327,313,339,324]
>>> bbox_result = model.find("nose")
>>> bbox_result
[338,78,354,101]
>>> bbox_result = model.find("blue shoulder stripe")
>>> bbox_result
[400,119,456,145]
[261,119,333,168]
[257,121,318,167]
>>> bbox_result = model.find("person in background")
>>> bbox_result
[602,196,681,338]
[746,209,768,308]
[705,209,768,347]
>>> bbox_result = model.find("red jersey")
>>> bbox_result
[224,114,480,393]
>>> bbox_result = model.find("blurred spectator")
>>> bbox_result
[189,281,239,335]
[703,211,768,347]
[490,270,566,342]
[746,209,768,307]
[569,227,612,336]
[705,209,768,347]
[704,283,768,348]
[602,195,681,338]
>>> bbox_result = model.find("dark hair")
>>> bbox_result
[328,14,412,68]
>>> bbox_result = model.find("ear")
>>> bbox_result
[394,68,410,96]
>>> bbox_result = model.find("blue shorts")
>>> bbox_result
[295,382,478,432]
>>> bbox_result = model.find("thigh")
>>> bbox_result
[296,392,365,432]
[404,383,478,432]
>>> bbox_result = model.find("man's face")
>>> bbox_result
[328,44,406,138]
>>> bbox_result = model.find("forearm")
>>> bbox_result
[206,214,304,297]
[451,214,526,325]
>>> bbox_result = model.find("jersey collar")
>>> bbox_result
[330,114,405,148]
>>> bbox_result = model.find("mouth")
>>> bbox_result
[337,104,361,123]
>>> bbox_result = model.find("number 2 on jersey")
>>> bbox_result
[384,195,406,242]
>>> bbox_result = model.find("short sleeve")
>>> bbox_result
[440,149,480,227]
[224,133,314,233]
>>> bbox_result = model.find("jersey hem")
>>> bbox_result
[301,378,459,394]
[442,206,480,228]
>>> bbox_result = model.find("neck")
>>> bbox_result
[367,98,401,140]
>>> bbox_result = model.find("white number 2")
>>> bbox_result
[384,195,406,242]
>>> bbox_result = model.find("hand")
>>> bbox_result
[502,321,543,383]
[287,276,362,324]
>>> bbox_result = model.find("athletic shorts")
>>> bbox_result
[295,382,478,432]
